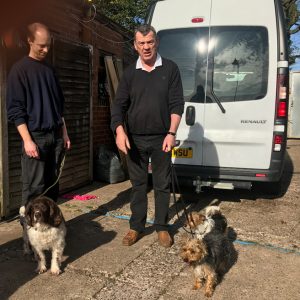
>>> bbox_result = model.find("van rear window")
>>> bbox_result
[158,27,269,103]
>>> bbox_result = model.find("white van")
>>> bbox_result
[146,0,289,193]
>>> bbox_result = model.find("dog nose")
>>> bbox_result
[34,211,41,218]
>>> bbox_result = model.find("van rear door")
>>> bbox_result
[153,0,278,170]
[202,0,277,169]
[158,27,210,166]
[152,0,213,167]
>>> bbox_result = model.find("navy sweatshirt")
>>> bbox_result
[111,57,184,135]
[6,56,64,132]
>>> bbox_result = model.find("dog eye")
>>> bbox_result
[41,205,48,212]
[190,250,195,254]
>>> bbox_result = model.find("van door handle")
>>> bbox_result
[186,106,195,126]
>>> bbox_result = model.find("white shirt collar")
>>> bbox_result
[136,53,162,71]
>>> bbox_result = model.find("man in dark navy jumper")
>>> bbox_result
[111,25,184,248]
[6,23,71,217]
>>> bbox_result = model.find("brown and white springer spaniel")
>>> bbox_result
[24,196,66,275]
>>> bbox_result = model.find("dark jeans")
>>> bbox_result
[126,134,171,233]
[21,129,64,206]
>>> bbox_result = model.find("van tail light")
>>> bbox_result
[273,70,288,152]
[273,134,283,152]
[275,74,288,118]
[277,101,286,117]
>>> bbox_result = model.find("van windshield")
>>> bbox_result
[158,26,269,103]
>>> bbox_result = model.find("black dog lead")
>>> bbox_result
[170,162,195,237]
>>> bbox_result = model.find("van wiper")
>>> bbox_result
[213,94,226,113]
[232,58,240,102]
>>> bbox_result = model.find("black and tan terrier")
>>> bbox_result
[180,233,231,298]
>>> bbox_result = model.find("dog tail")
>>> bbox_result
[205,206,221,217]
[206,206,228,234]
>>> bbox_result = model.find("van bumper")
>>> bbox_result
[173,159,284,184]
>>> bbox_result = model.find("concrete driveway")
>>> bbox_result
[0,139,299,300]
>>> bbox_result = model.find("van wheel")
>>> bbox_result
[254,180,282,198]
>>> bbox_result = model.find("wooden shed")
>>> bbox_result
[0,0,134,218]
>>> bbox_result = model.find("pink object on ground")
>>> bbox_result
[61,194,97,201]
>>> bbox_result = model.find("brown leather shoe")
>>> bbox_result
[157,231,173,248]
[122,229,140,246]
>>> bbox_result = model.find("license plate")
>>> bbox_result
[172,147,193,158]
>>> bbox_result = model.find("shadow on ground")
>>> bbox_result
[0,187,134,299]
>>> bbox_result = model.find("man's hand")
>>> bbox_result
[17,124,39,158]
[162,134,175,152]
[24,140,40,159]
[63,133,71,150]
[116,126,130,154]
[163,114,181,152]
[62,117,71,150]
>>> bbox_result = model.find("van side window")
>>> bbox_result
[211,27,269,102]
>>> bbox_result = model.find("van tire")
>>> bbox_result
[254,180,282,198]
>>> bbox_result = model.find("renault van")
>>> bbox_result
[146,0,289,193]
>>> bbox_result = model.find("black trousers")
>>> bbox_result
[126,134,171,233]
[21,129,64,206]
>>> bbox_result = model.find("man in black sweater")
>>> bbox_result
[111,25,184,247]
[6,23,71,217]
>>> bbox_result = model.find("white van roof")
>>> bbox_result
[151,0,276,29]
[148,0,288,62]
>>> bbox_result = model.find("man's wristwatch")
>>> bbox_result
[167,131,176,136]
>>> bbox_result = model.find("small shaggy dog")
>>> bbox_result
[23,196,66,275]
[185,206,227,239]
[180,233,231,297]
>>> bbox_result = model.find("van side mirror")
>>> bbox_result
[185,105,195,126]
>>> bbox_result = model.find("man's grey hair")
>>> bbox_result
[134,24,157,40]
[27,22,50,41]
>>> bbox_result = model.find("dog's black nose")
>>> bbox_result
[34,211,41,218]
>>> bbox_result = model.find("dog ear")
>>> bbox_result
[53,208,64,227]
[197,239,208,256]
[186,212,202,229]
[47,198,63,227]
[25,202,33,227]
[185,212,194,227]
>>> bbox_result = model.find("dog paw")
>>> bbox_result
[36,266,47,274]
[192,284,201,290]
[204,290,213,298]
[50,268,62,275]
[192,280,202,290]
